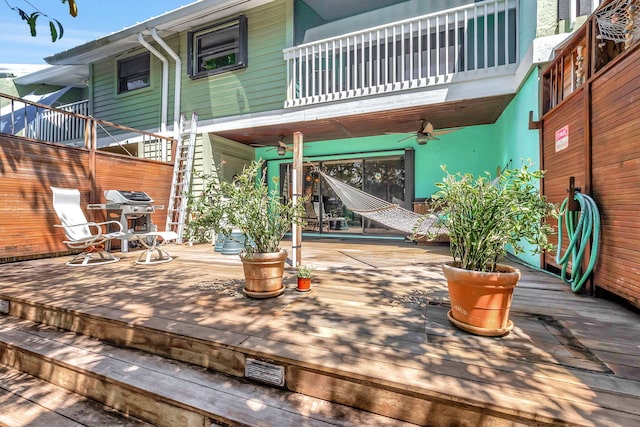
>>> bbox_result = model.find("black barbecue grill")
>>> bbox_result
[105,190,155,208]
[101,190,163,252]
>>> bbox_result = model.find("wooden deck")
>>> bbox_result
[0,238,639,426]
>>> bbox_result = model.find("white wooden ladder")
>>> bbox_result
[165,112,197,243]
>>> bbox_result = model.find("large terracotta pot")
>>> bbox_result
[442,261,521,336]
[240,250,288,298]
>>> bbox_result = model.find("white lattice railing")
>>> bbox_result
[284,0,519,107]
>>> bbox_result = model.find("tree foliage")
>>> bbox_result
[6,0,78,42]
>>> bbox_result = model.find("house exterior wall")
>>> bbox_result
[86,0,544,137]
[91,47,167,132]
[256,124,501,200]
[180,0,289,121]
[495,67,544,266]
[298,0,479,44]
[88,0,287,133]
[0,77,84,108]
[537,0,560,37]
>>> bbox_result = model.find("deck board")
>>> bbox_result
[1,239,639,426]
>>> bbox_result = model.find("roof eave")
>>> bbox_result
[45,0,274,65]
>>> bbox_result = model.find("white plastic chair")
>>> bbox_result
[51,186,127,266]
[131,230,179,265]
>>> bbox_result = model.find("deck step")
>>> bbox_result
[0,364,152,427]
[3,293,639,426]
[0,315,417,427]
[0,294,592,426]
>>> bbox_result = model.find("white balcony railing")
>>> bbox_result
[30,99,89,144]
[284,0,519,107]
[1,93,175,161]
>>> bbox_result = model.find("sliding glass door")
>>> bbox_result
[280,153,408,236]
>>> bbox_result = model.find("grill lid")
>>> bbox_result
[104,190,154,205]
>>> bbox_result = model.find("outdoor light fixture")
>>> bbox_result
[416,135,430,145]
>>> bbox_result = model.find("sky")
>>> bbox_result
[1,1,192,65]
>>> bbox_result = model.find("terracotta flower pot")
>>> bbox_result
[442,261,521,336]
[240,250,287,298]
[296,277,311,292]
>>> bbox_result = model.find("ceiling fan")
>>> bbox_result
[265,137,309,156]
[396,120,463,145]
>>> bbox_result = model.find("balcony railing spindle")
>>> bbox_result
[283,0,518,107]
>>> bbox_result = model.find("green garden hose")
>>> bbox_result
[555,192,601,292]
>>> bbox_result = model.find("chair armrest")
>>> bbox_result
[94,220,124,233]
[56,220,124,236]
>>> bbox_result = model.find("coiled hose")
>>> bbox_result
[555,192,601,292]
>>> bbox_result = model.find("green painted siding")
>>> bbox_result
[180,0,288,120]
[1,78,84,106]
[90,0,286,131]
[92,49,165,132]
[520,0,539,60]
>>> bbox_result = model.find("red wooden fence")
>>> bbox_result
[0,135,174,262]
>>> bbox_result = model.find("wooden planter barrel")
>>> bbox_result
[240,250,287,298]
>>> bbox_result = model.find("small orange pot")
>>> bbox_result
[296,277,311,292]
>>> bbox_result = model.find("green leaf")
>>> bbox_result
[26,12,41,37]
[49,21,57,42]
[17,8,30,22]
[54,19,64,40]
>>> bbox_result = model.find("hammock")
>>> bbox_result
[318,171,447,237]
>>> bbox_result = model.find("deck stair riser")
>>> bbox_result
[0,295,571,426]
[0,314,428,427]
[0,324,220,426]
[5,296,246,378]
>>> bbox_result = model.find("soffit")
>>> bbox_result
[212,94,514,146]
[301,0,405,21]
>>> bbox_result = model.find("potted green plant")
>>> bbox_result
[414,160,557,336]
[185,172,227,250]
[188,160,306,298]
[296,264,315,292]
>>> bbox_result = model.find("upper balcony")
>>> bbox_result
[284,0,519,108]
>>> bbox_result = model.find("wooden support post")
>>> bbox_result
[292,131,303,266]
[88,118,98,205]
